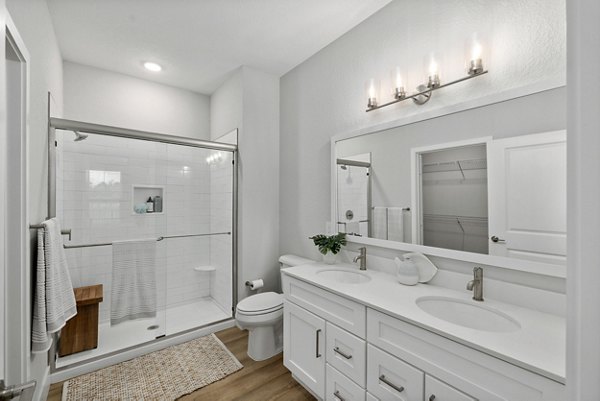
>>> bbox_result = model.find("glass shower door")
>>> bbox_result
[55,130,168,367]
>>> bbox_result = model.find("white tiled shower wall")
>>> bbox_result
[57,131,233,323]
[209,153,234,314]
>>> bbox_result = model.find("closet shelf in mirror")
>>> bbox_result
[422,158,487,174]
[423,214,488,226]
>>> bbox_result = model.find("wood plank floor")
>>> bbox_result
[47,326,316,401]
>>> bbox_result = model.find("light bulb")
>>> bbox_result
[366,78,379,109]
[468,41,484,75]
[391,67,406,99]
[427,57,440,88]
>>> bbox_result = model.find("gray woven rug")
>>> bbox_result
[62,334,243,401]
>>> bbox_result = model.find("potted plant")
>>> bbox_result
[309,233,347,264]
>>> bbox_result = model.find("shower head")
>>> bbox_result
[73,130,88,142]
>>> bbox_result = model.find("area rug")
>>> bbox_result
[62,334,243,401]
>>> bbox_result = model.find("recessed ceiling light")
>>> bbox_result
[143,61,162,72]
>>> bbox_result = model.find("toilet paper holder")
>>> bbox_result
[245,279,264,290]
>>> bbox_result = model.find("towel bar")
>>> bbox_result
[29,224,72,241]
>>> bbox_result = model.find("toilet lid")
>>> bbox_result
[237,292,284,314]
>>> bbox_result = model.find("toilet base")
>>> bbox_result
[246,323,283,361]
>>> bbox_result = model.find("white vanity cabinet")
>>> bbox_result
[282,274,565,401]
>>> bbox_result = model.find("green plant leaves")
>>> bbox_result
[309,233,347,255]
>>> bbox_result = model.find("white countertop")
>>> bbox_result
[282,263,566,384]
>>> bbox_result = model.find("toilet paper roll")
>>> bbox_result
[247,279,264,290]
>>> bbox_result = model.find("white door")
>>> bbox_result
[283,300,326,399]
[1,7,36,400]
[488,131,567,264]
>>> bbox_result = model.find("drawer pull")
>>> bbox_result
[315,329,322,358]
[429,395,436,401]
[333,346,353,360]
[334,390,346,401]
[379,374,405,393]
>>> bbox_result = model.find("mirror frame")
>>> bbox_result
[331,82,566,279]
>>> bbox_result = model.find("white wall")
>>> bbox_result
[210,69,243,140]
[63,61,210,139]
[566,0,600,399]
[210,66,280,300]
[5,0,63,399]
[280,0,566,260]
[238,67,280,299]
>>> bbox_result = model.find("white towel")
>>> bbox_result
[32,218,77,353]
[346,221,360,235]
[372,207,388,240]
[387,207,404,242]
[111,240,157,326]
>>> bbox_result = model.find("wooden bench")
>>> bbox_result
[59,284,103,357]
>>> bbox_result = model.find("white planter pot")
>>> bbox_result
[322,252,337,265]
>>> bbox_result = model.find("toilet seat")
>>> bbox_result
[236,292,284,316]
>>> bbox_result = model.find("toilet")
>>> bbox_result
[236,254,314,361]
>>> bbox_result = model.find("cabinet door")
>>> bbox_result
[367,345,424,401]
[284,300,326,399]
[426,375,477,401]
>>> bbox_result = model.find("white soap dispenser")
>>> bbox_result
[395,255,419,286]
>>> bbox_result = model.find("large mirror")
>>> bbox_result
[334,94,566,267]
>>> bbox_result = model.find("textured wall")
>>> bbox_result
[64,61,210,139]
[280,0,566,260]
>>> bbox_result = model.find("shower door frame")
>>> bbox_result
[46,115,239,373]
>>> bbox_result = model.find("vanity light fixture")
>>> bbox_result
[366,42,488,112]
[143,61,162,72]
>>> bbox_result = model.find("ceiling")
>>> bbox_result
[47,0,392,94]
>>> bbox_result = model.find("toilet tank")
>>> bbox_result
[278,254,314,291]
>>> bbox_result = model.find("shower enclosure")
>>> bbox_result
[47,118,237,370]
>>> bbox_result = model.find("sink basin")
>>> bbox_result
[316,269,371,284]
[416,296,521,333]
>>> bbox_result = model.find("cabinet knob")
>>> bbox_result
[429,395,436,401]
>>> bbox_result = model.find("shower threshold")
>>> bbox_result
[55,297,230,369]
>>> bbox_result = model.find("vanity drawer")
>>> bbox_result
[426,375,477,401]
[326,322,366,387]
[367,344,424,401]
[367,308,565,401]
[283,275,366,337]
[326,364,366,401]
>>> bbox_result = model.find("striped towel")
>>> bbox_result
[111,240,157,326]
[32,218,77,353]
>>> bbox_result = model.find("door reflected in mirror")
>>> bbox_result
[334,101,566,266]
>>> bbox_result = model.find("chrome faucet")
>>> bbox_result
[466,267,484,301]
[353,247,367,270]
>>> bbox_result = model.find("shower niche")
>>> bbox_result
[132,185,165,214]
